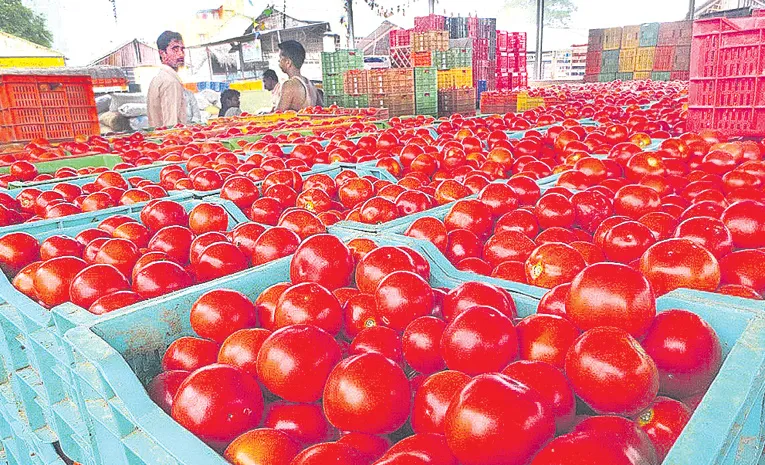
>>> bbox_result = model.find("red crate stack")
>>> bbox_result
[414,15,446,32]
[586,51,602,75]
[653,46,675,71]
[389,29,411,47]
[496,31,527,90]
[688,16,765,136]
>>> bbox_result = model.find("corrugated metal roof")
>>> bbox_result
[88,39,160,67]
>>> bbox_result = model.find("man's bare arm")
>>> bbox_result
[276,79,299,112]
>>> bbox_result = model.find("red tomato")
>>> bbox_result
[251,227,301,265]
[636,397,692,461]
[355,246,417,294]
[483,231,537,268]
[721,200,765,249]
[40,235,82,261]
[531,424,656,465]
[12,261,40,299]
[535,193,575,229]
[290,234,354,290]
[479,183,520,218]
[537,283,570,317]
[162,336,219,372]
[411,370,471,435]
[374,271,433,331]
[257,324,341,403]
[69,264,129,309]
[172,364,263,450]
[89,290,142,315]
[290,442,371,465]
[33,256,88,307]
[223,428,300,465]
[516,314,580,370]
[641,309,722,399]
[440,306,518,375]
[525,243,586,289]
[140,200,189,233]
[639,212,679,241]
[0,232,40,276]
[338,177,375,209]
[565,327,659,416]
[189,232,228,265]
[229,223,265,262]
[614,184,661,220]
[602,220,657,264]
[148,225,195,264]
[113,222,152,249]
[193,242,249,282]
[571,191,613,234]
[220,177,260,211]
[350,326,403,364]
[405,217,448,252]
[442,281,515,321]
[278,209,326,240]
[674,216,733,259]
[275,283,342,335]
[639,239,721,296]
[495,209,540,238]
[188,203,228,235]
[336,433,391,463]
[147,370,189,414]
[190,290,256,343]
[444,373,555,465]
[255,282,289,331]
[217,328,271,378]
[445,229,482,263]
[93,238,140,278]
[132,261,193,299]
[719,249,765,294]
[502,360,576,433]
[444,199,493,239]
[262,401,332,446]
[571,415,658,463]
[381,433,459,465]
[249,197,284,225]
[567,262,656,338]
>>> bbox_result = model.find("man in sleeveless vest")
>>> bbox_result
[275,40,322,111]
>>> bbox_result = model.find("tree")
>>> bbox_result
[0,0,53,48]
[502,0,577,28]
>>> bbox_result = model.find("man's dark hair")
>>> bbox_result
[278,40,306,69]
[221,89,241,103]
[263,69,278,81]
[157,31,183,51]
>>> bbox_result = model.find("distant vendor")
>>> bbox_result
[219,89,243,118]
[147,31,187,128]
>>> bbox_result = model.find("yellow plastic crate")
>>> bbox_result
[621,25,641,49]
[603,27,623,50]
[618,48,637,73]
[436,68,473,90]
[229,80,264,91]
[635,47,655,71]
[517,93,545,112]
[633,71,652,80]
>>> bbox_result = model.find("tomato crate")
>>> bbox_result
[671,70,690,80]
[0,394,66,465]
[414,14,446,32]
[437,68,473,89]
[496,31,527,52]
[472,38,490,60]
[618,48,637,72]
[600,49,620,74]
[414,67,438,91]
[320,50,364,74]
[390,47,412,68]
[652,46,675,71]
[583,74,598,83]
[438,87,476,117]
[633,71,652,80]
[673,45,691,71]
[497,72,528,91]
[603,27,623,50]
[634,47,655,71]
[412,51,433,67]
[621,25,641,49]
[585,51,602,75]
[389,29,411,47]
[431,50,449,70]
[598,72,616,82]
[615,71,634,81]
[447,48,473,68]
[496,52,526,73]
[342,69,368,96]
[0,74,99,143]
[588,28,604,51]
[411,31,449,53]
[640,22,661,46]
[321,73,344,96]
[447,17,469,39]
[658,20,693,46]
[651,71,671,80]
[369,93,415,117]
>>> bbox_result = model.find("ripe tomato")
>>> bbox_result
[479,183,520,218]
[89,290,142,315]
[639,239,721,296]
[188,203,228,235]
[148,225,195,264]
[249,197,284,225]
[567,262,656,338]
[251,227,301,265]
[39,235,82,261]
[229,223,265,262]
[565,327,659,416]
[220,177,260,211]
[571,191,613,234]
[535,193,575,229]
[445,229,482,263]
[290,442,371,465]
[262,401,333,446]
[405,217,448,252]
[223,428,300,465]
[338,177,374,209]
[217,327,271,378]
[355,246,417,294]
[255,282,289,331]
[350,325,403,365]
[531,422,656,465]
[147,370,189,414]
[374,271,433,331]
[721,200,765,249]
[0,232,40,276]
[525,243,586,289]
[12,261,40,299]
[275,283,342,335]
[601,220,657,264]
[502,360,576,434]
[94,238,141,278]
[483,231,537,268]
[132,261,193,299]
[442,281,515,321]
[278,209,326,239]
[336,433,390,463]
[172,364,263,450]
[639,212,679,241]
[290,234,354,290]
[381,433,459,465]
[411,371,471,435]
[193,242,248,282]
[69,264,129,309]
[34,256,88,307]
[444,373,555,465]
[440,306,518,375]
[113,222,152,249]
[140,200,189,233]
[162,336,219,372]
[444,199,493,239]
[516,314,580,370]
[614,185,661,220]
[495,209,540,238]
[537,282,570,317]
[636,397,691,461]
[190,290,256,343]
[719,249,765,294]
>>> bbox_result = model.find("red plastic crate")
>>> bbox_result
[653,46,675,71]
[390,29,412,47]
[412,52,433,67]
[586,51,602,75]
[472,39,490,60]
[414,15,446,32]
[0,74,99,143]
[390,47,412,68]
[672,45,691,71]
[670,70,690,80]
[658,20,693,46]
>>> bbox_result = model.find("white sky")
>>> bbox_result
[24,0,692,65]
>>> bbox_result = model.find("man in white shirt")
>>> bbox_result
[147,31,188,128]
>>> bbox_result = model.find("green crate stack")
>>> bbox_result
[415,67,438,116]
[345,95,370,108]
[601,50,620,74]
[321,49,364,107]
[598,73,616,82]
[651,71,671,81]
[322,74,345,96]
[416,92,438,117]
[324,94,350,107]
[447,48,473,68]
[431,51,450,70]
[615,72,634,81]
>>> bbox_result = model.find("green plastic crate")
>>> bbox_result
[321,74,345,96]
[640,22,660,47]
[324,94,349,107]
[598,73,616,82]
[651,71,671,81]
[321,50,364,75]
[345,95,369,108]
[447,48,473,68]
[414,67,438,95]
[615,72,634,81]
[600,49,620,74]
[431,51,449,70]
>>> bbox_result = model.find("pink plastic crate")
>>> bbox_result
[414,15,446,32]
[389,29,411,47]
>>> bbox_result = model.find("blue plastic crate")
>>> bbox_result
[0,393,66,465]
[59,228,765,465]
[0,197,247,465]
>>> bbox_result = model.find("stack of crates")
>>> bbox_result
[367,68,416,117]
[447,16,469,39]
[321,50,363,107]
[468,17,498,100]
[437,68,473,90]
[584,20,692,82]
[414,67,438,117]
[438,87,476,116]
[415,14,446,32]
[479,91,517,114]
[341,70,369,107]
[447,46,473,68]
[495,31,527,91]
[389,30,412,68]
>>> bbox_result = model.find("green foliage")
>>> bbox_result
[503,0,578,28]
[0,0,53,48]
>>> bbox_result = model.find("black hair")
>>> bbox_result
[278,40,306,69]
[263,69,278,81]
[219,89,241,117]
[157,31,183,52]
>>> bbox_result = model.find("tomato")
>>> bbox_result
[444,373,555,465]
[0,232,40,276]
[323,353,410,434]
[535,193,575,229]
[342,292,378,339]
[275,283,342,335]
[113,222,152,249]
[217,328,271,378]
[373,271,433,331]
[479,183,520,218]
[601,220,656,264]
[10,161,37,181]
[395,190,434,217]
[508,175,542,206]
[442,281,515,321]
[89,290,142,315]
[336,433,390,462]
[33,256,88,307]
[220,177,260,211]
[718,284,763,299]
[614,185,661,220]
[516,314,580,370]
[531,423,657,465]
[189,290,256,344]
[565,327,659,416]
[641,309,722,399]
[172,364,263,450]
[263,401,332,446]
[255,282,289,331]
[251,227,301,265]
[339,177,375,209]
[639,212,679,241]
[567,262,656,338]
[636,397,692,461]
[721,200,765,249]
[355,246,417,294]
[147,370,189,414]
[12,261,40,299]
[445,229,482,263]
[193,242,248,282]
[188,203,228,235]
[148,225,195,264]
[69,264,129,309]
[674,216,733,259]
[350,326,403,364]
[410,370,470,436]
[525,243,586,289]
[162,336,219,372]
[249,197,284,225]
[719,249,765,294]
[639,239,721,296]
[537,283,570,317]
[441,306,517,375]
[502,360,576,433]
[223,428,300,465]
[38,235,82,261]
[495,209,540,238]
[132,261,193,299]
[444,199,493,239]
[571,191,613,234]
[482,231,536,268]
[140,200,189,233]
[278,209,326,239]
[382,433,459,465]
[189,232,227,266]
[405,217,448,252]
[290,442,371,465]
[297,188,333,214]
[286,234,354,291]
[98,215,134,235]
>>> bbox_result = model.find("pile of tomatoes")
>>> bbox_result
[147,233,721,465]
